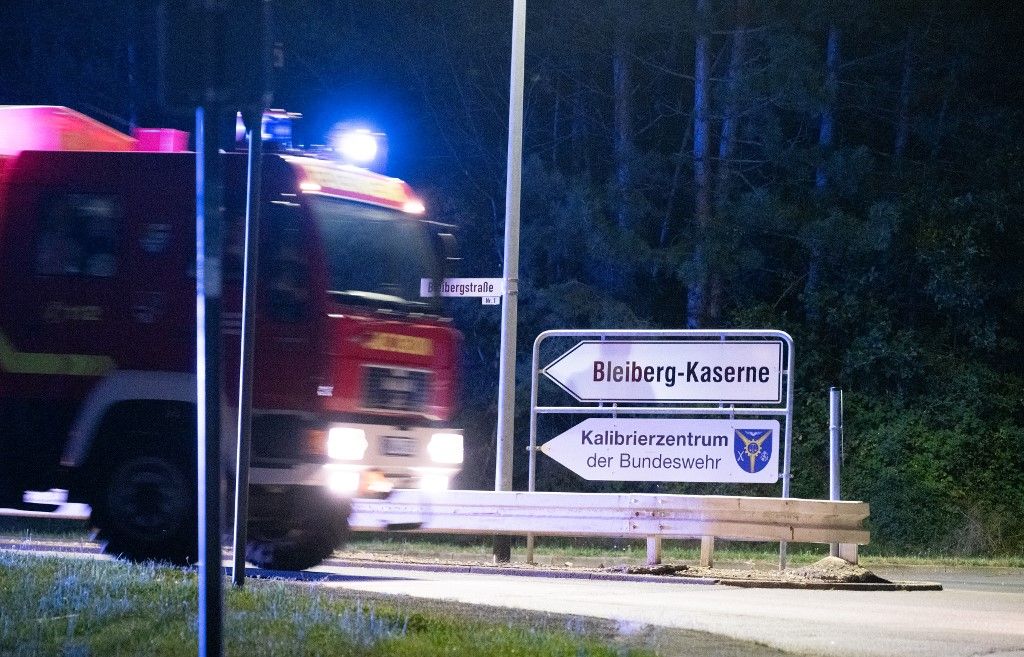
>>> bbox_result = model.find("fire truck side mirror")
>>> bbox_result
[438,232,460,278]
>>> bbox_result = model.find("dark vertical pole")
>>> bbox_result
[197,3,224,656]
[196,105,224,657]
[231,0,273,589]
[829,387,843,557]
[493,0,527,565]
[230,124,261,587]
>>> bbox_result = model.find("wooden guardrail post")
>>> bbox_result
[838,543,858,564]
[646,537,662,565]
[700,535,715,567]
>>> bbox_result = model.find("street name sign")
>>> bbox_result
[542,340,783,403]
[421,277,504,305]
[540,417,780,483]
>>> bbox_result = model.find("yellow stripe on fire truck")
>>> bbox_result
[0,330,115,376]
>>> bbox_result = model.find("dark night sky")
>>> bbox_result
[2,1,1023,181]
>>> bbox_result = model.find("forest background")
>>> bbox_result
[2,0,1022,555]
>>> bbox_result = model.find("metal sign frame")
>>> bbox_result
[529,329,795,497]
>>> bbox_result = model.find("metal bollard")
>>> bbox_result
[829,387,843,557]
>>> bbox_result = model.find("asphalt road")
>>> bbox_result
[299,561,1024,657]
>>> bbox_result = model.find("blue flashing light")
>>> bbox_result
[327,121,388,172]
[336,128,379,164]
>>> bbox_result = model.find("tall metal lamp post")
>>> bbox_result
[494,0,527,562]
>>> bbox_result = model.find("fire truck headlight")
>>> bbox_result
[421,474,450,491]
[327,427,368,461]
[336,128,378,164]
[428,433,463,464]
[328,470,361,495]
[402,199,426,214]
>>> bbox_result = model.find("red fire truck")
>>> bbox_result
[0,106,463,570]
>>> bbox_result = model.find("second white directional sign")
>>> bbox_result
[543,340,783,403]
[540,418,781,483]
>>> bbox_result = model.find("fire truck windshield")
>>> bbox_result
[309,196,442,311]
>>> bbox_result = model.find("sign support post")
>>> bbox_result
[230,118,262,588]
[494,0,527,564]
[829,386,843,557]
[231,0,274,590]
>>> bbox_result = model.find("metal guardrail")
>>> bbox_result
[5,489,869,567]
[350,489,869,566]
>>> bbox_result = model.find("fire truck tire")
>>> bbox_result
[245,490,350,571]
[92,450,198,566]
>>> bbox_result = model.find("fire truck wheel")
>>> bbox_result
[245,490,350,571]
[93,452,197,566]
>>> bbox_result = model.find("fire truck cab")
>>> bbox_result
[0,106,463,570]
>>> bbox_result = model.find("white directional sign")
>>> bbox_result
[540,418,780,483]
[542,340,783,403]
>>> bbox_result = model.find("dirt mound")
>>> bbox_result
[791,556,890,583]
[623,556,891,585]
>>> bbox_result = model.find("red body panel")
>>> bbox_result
[0,148,460,480]
[321,312,460,422]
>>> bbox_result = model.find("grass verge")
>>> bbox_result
[1,552,803,657]
[343,534,1024,569]
[1,552,663,657]
[0,515,92,543]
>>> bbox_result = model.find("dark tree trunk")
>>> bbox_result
[930,59,959,162]
[715,0,748,205]
[551,82,561,167]
[127,41,139,132]
[660,121,692,249]
[894,27,915,161]
[659,8,694,251]
[612,0,636,232]
[814,25,840,191]
[570,57,589,175]
[805,24,840,324]
[687,0,712,328]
